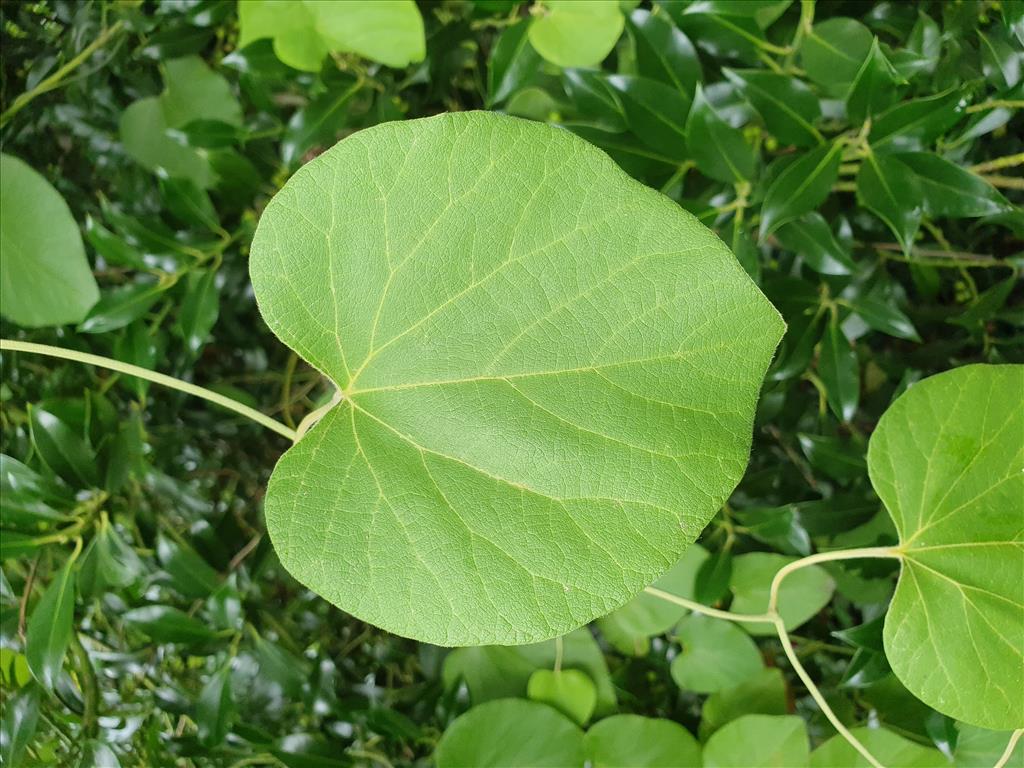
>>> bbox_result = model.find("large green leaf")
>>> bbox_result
[0,154,99,327]
[435,699,584,768]
[583,715,701,767]
[868,365,1024,730]
[703,714,810,767]
[238,0,425,71]
[249,112,783,645]
[25,561,76,690]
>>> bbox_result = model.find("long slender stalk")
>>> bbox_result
[0,21,124,127]
[648,546,908,768]
[0,339,297,441]
[995,730,1023,768]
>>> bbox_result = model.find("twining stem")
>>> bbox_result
[648,547,907,768]
[995,730,1023,768]
[0,339,297,442]
[0,21,125,127]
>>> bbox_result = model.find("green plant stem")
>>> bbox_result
[995,730,1023,768]
[970,152,1024,174]
[0,339,297,442]
[785,0,815,68]
[980,174,1024,190]
[649,546,907,768]
[0,21,124,127]
[965,99,1024,114]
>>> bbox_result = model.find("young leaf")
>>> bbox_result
[686,86,757,183]
[583,715,702,768]
[700,668,788,739]
[723,69,823,147]
[487,19,542,106]
[0,154,99,327]
[818,316,860,422]
[25,561,76,690]
[527,668,597,726]
[435,698,584,768]
[249,112,784,646]
[529,0,624,68]
[759,141,844,239]
[856,153,922,255]
[730,553,835,636]
[895,152,1012,218]
[671,614,763,694]
[868,365,1024,730]
[799,18,874,93]
[703,715,810,768]
[78,282,168,335]
[626,9,700,95]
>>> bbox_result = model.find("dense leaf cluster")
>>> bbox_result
[0,1,1020,766]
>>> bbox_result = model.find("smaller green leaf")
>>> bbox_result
[846,38,904,123]
[818,316,860,422]
[800,18,874,92]
[197,662,236,747]
[584,715,701,768]
[671,614,762,694]
[562,69,627,132]
[28,407,99,488]
[25,561,76,690]
[857,153,922,255]
[723,68,822,147]
[176,268,220,356]
[168,118,241,149]
[704,715,810,768]
[733,506,811,556]
[160,56,242,129]
[120,98,213,188]
[436,699,584,768]
[529,0,624,68]
[978,28,1023,89]
[845,295,920,341]
[604,74,690,160]
[694,548,733,605]
[488,19,542,106]
[627,9,700,95]
[869,90,966,152]
[78,282,168,335]
[85,216,146,269]
[122,606,218,644]
[0,454,71,529]
[157,533,221,599]
[775,213,856,275]
[686,86,757,183]
[896,152,1012,218]
[730,552,835,636]
[75,741,121,768]
[281,75,363,167]
[79,515,144,598]
[759,141,843,239]
[160,176,220,232]
[0,154,99,327]
[112,323,159,400]
[797,433,866,481]
[527,668,597,726]
[700,668,788,739]
[811,727,947,767]
[0,685,40,766]
[954,724,1024,767]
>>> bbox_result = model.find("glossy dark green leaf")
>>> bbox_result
[733,506,811,556]
[856,153,922,255]
[122,605,218,644]
[78,282,169,335]
[0,684,40,766]
[723,69,822,147]
[168,118,241,149]
[686,86,756,183]
[694,549,733,605]
[604,75,690,160]
[160,176,220,231]
[818,317,860,421]
[797,433,866,481]
[846,38,904,123]
[775,213,856,275]
[281,75,363,167]
[627,9,700,95]
[157,533,221,599]
[868,90,966,152]
[75,741,121,768]
[896,152,1012,218]
[978,28,1023,88]
[845,295,920,341]
[800,18,874,92]
[488,19,542,106]
[759,141,843,239]
[26,561,76,690]
[904,12,941,76]
[28,407,98,488]
[104,409,148,494]
[85,216,146,269]
[176,268,220,355]
[112,323,160,399]
[949,276,1017,329]
[197,662,236,746]
[79,515,144,598]
[0,454,71,529]
[562,69,628,131]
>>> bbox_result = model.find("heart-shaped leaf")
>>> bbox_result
[584,715,702,768]
[869,364,1024,730]
[250,112,784,645]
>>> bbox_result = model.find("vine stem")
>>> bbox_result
[995,730,1023,768]
[0,21,124,127]
[0,339,297,442]
[648,547,906,768]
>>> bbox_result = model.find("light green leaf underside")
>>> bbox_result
[250,112,783,645]
[869,364,1024,730]
[0,153,98,327]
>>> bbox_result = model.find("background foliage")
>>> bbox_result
[0,0,1021,766]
